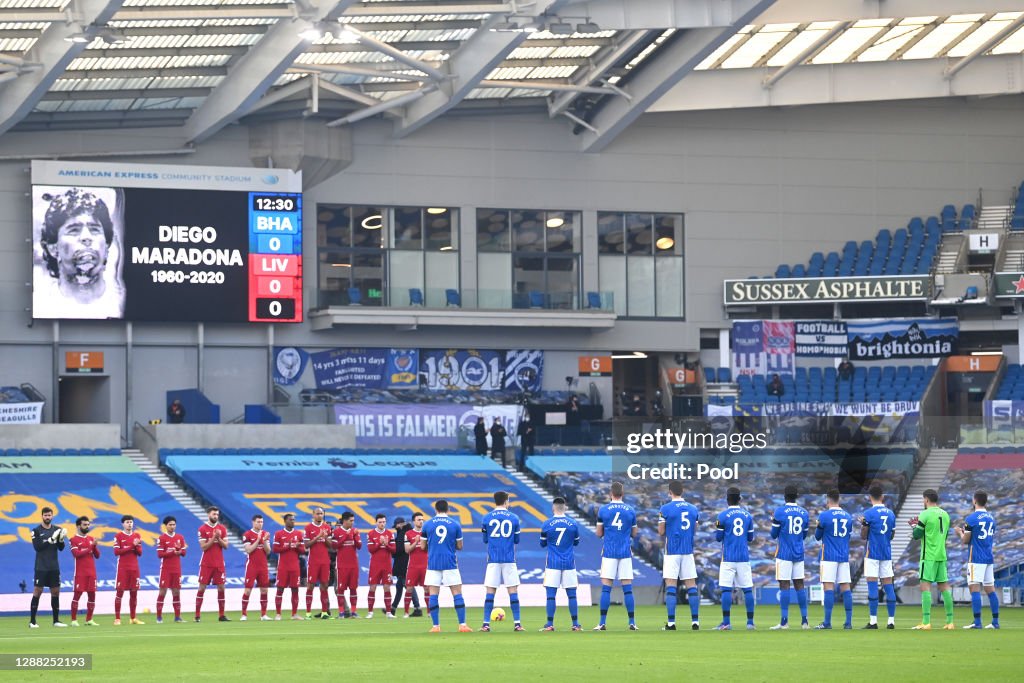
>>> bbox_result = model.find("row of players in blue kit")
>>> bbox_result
[422,481,998,631]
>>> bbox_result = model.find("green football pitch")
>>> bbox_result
[0,606,1018,681]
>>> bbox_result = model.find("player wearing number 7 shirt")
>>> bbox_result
[594,481,638,631]
[658,480,701,631]
[480,491,523,632]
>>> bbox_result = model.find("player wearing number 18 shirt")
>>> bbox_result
[770,485,809,630]
[860,485,896,629]
[421,499,470,632]
[814,489,853,630]
[658,480,700,631]
[481,491,522,631]
[957,490,999,629]
[716,487,755,631]
[594,481,638,631]
[540,497,581,632]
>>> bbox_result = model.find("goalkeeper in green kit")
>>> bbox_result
[909,489,954,630]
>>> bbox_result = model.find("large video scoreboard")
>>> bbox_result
[31,160,303,323]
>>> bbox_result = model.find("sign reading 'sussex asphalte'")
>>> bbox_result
[724,275,930,305]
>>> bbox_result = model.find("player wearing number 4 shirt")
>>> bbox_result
[540,497,581,632]
[716,487,756,631]
[658,480,700,631]
[770,485,810,630]
[814,489,853,630]
[481,491,522,632]
[956,490,1000,629]
[594,481,638,631]
[304,507,332,619]
[860,485,897,629]
[421,499,471,633]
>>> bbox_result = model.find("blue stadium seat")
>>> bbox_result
[791,264,806,277]
[347,287,362,305]
[717,367,731,383]
[586,291,602,309]
[409,288,424,306]
[704,367,716,383]
[445,289,461,306]
[775,264,791,278]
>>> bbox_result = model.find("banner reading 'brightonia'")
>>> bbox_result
[846,318,958,360]
[724,275,930,305]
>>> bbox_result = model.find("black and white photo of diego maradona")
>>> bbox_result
[32,186,126,319]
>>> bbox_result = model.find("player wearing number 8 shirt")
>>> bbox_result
[421,499,471,632]
[769,485,810,630]
[658,480,700,631]
[594,481,639,631]
[956,490,999,629]
[860,485,897,629]
[481,491,522,631]
[814,489,853,630]
[715,487,756,631]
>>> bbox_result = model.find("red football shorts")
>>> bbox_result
[116,569,140,591]
[198,565,226,586]
[406,566,426,587]
[74,574,97,592]
[245,569,270,589]
[307,563,330,586]
[336,565,359,589]
[159,572,181,590]
[276,567,300,589]
[368,567,392,585]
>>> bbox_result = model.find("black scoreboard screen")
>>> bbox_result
[30,160,303,323]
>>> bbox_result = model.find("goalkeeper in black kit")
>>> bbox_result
[30,506,68,628]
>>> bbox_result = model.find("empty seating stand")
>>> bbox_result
[766,201,974,278]
[735,365,936,404]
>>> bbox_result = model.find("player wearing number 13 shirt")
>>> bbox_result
[594,481,638,631]
[814,490,854,630]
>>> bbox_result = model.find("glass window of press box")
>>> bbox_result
[597,212,684,318]
[476,208,581,309]
[317,205,458,307]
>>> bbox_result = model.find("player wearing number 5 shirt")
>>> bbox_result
[594,481,638,631]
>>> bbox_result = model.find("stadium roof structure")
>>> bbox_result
[3,0,1024,151]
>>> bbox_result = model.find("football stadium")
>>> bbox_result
[1,0,1023,679]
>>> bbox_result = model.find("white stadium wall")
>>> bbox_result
[3,96,1024,433]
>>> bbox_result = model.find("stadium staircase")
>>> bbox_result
[851,448,957,602]
[123,449,246,548]
[998,232,1024,271]
[933,234,964,275]
[978,204,1012,231]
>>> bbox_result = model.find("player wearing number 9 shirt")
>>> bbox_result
[594,481,638,631]
[814,489,853,630]
[715,487,755,631]
[481,491,522,632]
[420,500,471,633]
[658,480,700,631]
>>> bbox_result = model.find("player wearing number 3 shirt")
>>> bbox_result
[594,481,638,631]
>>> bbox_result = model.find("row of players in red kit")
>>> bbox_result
[65,506,428,625]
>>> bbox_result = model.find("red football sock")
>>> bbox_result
[71,591,81,621]
[349,589,358,613]
[242,591,250,617]
[368,589,376,613]
[384,588,392,614]
[320,587,329,613]
[129,591,138,619]
[305,588,314,613]
[195,591,204,618]
[156,593,164,620]
[114,590,123,619]
[86,593,96,621]
[275,590,283,615]
[260,594,268,617]
[290,588,299,616]
[172,596,181,619]
[217,592,225,617]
